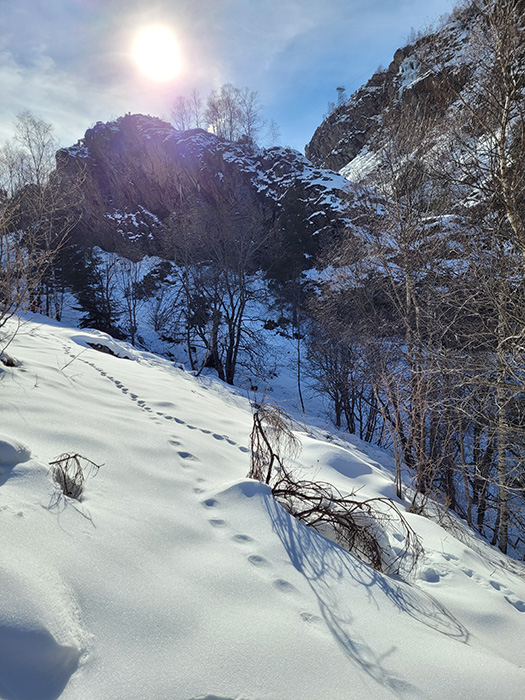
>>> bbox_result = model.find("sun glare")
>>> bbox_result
[133,26,181,82]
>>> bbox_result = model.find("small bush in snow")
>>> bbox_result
[50,453,102,501]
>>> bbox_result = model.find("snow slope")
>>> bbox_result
[1,316,525,700]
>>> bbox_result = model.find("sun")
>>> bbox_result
[133,26,181,82]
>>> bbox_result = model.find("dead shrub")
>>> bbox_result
[249,400,422,575]
[0,353,19,367]
[50,452,102,501]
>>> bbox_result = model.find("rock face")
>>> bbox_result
[305,6,475,179]
[57,114,351,257]
[55,9,484,259]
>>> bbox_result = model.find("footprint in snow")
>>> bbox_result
[202,498,219,508]
[232,534,254,545]
[272,578,297,594]
[177,453,197,470]
[177,451,197,461]
[193,487,205,494]
[441,552,459,562]
[247,554,269,568]
[300,611,324,626]
[209,519,227,529]
[238,446,250,454]
[212,433,224,441]
[505,596,525,613]
[419,567,441,583]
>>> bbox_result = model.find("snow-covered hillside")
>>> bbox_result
[2,315,525,700]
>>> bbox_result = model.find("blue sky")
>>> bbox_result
[0,0,456,153]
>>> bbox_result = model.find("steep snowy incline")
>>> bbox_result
[1,316,525,700]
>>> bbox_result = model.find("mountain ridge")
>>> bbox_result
[57,114,350,258]
[305,4,476,178]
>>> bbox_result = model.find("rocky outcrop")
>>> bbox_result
[57,114,351,257]
[306,6,475,179]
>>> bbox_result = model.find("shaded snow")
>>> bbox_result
[340,147,381,183]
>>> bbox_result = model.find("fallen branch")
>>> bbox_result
[249,400,422,574]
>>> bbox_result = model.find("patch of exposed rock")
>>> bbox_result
[57,115,351,258]
[306,6,475,178]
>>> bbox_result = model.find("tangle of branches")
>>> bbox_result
[249,400,422,575]
[50,452,102,501]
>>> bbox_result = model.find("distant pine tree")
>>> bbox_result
[71,248,123,337]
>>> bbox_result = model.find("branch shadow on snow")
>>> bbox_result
[264,494,469,698]
[45,491,97,529]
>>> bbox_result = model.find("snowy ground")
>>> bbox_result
[1,315,525,700]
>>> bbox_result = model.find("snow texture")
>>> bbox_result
[1,315,525,699]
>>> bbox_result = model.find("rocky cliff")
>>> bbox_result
[306,5,476,180]
[57,114,351,257]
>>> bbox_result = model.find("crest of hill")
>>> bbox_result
[56,114,350,258]
[306,4,477,177]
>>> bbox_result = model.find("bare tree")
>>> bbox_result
[236,86,263,142]
[171,95,193,131]
[189,89,204,129]
[0,112,80,331]
[14,110,58,188]
[116,257,148,346]
[266,119,281,147]
[173,84,264,143]
[312,0,525,553]
[248,399,422,574]
[169,200,270,384]
[205,84,263,143]
[0,141,27,196]
[430,0,525,552]
[171,90,204,132]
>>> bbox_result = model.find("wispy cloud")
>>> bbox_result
[1,0,456,151]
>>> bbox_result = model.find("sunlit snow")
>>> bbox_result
[1,315,525,699]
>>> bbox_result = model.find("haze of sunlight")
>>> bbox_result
[133,26,181,82]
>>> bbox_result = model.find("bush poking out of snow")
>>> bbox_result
[50,453,102,501]
[249,400,422,574]
[0,353,19,368]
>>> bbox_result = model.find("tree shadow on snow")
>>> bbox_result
[264,494,469,699]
